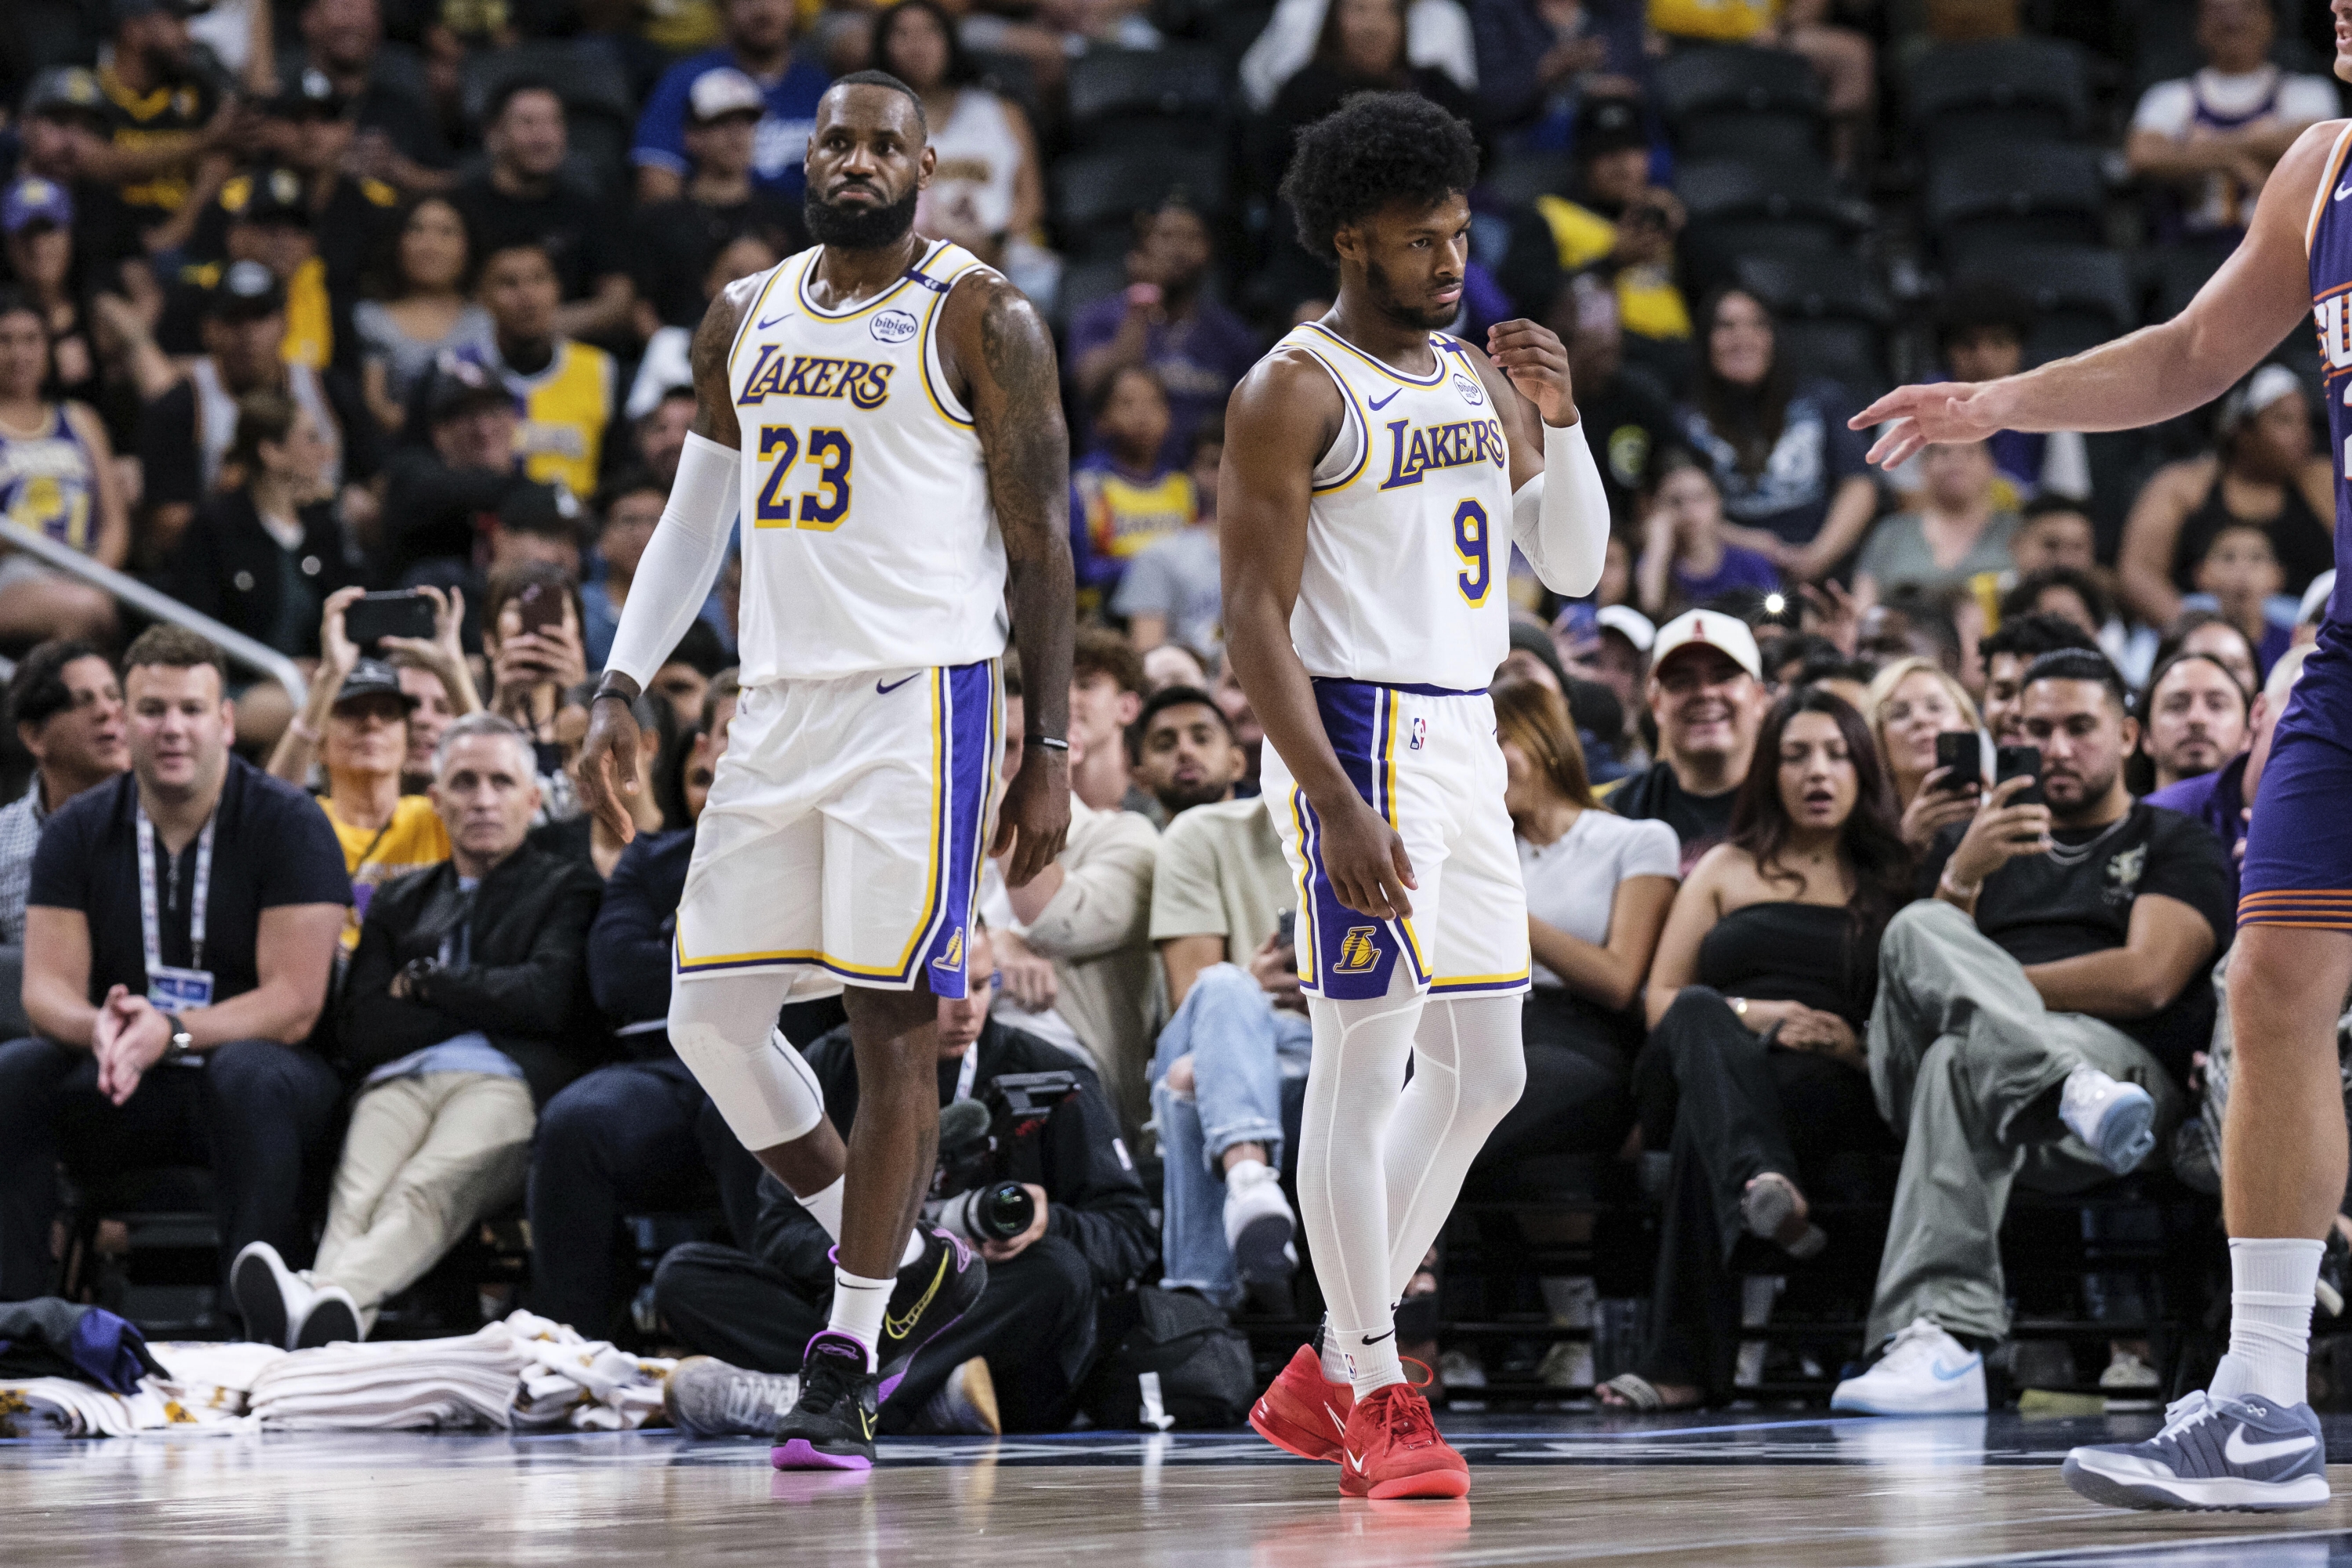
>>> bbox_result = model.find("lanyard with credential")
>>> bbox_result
[136,805,216,977]
[953,1044,979,1105]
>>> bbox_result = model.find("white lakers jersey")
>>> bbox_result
[725,238,1008,683]
[1280,322,1515,691]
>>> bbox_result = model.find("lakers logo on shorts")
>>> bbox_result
[933,927,965,969]
[1334,926,1382,973]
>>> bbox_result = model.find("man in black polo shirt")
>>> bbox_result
[0,626,350,1311]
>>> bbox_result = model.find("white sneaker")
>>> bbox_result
[230,1240,310,1351]
[1830,1317,1987,1415]
[2100,1348,2161,1413]
[2059,1065,2157,1174]
[292,1282,363,1349]
[1222,1160,1298,1286]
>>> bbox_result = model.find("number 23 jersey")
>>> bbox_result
[1280,322,1515,691]
[726,238,1010,683]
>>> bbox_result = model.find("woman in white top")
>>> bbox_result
[354,196,496,435]
[873,0,1046,270]
[1472,677,1679,1175]
[1861,655,1983,854]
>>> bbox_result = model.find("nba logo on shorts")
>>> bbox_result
[1410,717,1426,751]
[1334,926,1381,972]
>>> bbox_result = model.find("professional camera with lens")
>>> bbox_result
[928,1070,1083,1245]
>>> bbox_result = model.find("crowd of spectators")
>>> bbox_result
[0,0,2343,1425]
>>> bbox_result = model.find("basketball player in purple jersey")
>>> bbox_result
[1856,6,2352,1510]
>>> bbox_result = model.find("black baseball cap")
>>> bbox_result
[24,67,109,123]
[1575,96,1647,161]
[202,259,287,321]
[333,658,419,712]
[426,357,518,423]
[225,166,311,229]
[267,67,346,121]
[113,0,212,24]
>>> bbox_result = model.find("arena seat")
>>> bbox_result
[1654,45,1827,169]
[1906,37,2091,161]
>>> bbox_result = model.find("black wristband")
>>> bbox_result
[1026,733,1070,752]
[591,684,635,706]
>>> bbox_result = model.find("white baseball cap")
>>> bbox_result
[1650,608,1762,681]
[1595,604,1656,653]
[688,67,765,124]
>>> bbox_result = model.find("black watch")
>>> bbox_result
[162,1013,194,1058]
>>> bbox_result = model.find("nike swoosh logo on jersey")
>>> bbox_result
[877,673,921,695]
[2336,179,2352,201]
[2226,1426,2319,1465]
[1367,390,1402,410]
[759,310,795,328]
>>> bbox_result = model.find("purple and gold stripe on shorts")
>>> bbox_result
[2238,889,2352,930]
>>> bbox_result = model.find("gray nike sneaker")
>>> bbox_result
[2063,1388,2330,1512]
[663,1356,800,1439]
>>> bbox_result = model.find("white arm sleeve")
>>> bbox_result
[604,430,739,687]
[1510,421,1611,599]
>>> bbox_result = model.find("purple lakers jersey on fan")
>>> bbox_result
[2308,125,2352,622]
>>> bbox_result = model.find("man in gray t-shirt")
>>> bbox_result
[1116,524,1220,653]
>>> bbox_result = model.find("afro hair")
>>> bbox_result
[1279,91,1480,263]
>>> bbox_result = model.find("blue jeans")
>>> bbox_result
[1150,964,1312,1307]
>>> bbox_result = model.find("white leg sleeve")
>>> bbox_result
[1298,974,1424,1338]
[667,973,826,1151]
[1384,994,1526,1301]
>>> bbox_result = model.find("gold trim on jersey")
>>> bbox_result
[728,263,793,376]
[1299,321,1451,387]
[1290,341,1371,494]
[916,257,979,430]
[795,239,946,321]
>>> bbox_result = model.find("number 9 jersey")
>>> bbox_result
[725,238,1010,684]
[1279,321,1515,691]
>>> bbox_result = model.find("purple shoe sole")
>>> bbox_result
[770,1439,872,1472]
[877,1309,970,1404]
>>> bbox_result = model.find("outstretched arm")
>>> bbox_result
[576,282,751,840]
[1221,351,1417,920]
[944,274,1074,887]
[1855,119,2341,467]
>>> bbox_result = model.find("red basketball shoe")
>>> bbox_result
[1336,1383,1470,1499]
[1248,1344,1355,1462]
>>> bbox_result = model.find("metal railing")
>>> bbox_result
[0,521,307,707]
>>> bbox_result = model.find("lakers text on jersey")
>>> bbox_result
[724,238,1008,686]
[673,241,1010,997]
[1254,323,1530,1001]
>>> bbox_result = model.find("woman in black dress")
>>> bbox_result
[1601,688,1911,1410]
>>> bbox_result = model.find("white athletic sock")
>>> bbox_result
[2210,1237,2324,1407]
[797,1178,923,1267]
[800,1176,845,1240]
[827,1267,893,1370]
[1318,1317,1348,1383]
[1336,1325,1406,1396]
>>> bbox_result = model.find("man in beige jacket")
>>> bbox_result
[986,670,1161,1135]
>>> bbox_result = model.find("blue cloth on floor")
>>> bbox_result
[0,1298,162,1395]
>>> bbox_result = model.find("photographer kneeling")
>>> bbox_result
[655,924,1156,1437]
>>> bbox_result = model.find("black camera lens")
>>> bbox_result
[971,1180,1033,1243]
